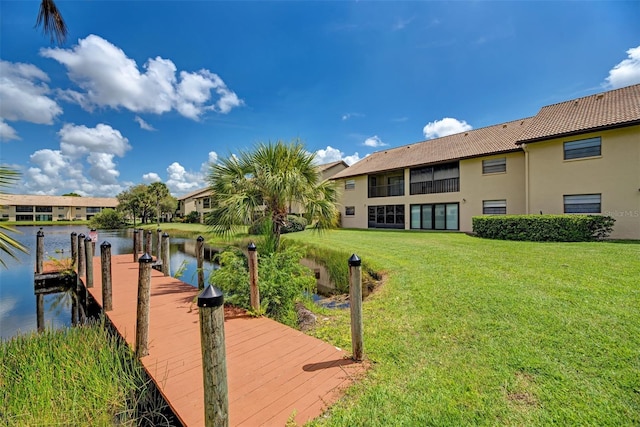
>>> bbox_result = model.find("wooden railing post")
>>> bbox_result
[136,253,153,357]
[144,230,152,258]
[348,254,364,361]
[247,242,260,312]
[36,228,44,274]
[101,241,113,311]
[196,236,205,290]
[89,228,97,256]
[77,233,86,280]
[137,228,144,253]
[197,285,229,427]
[132,229,139,262]
[161,233,170,276]
[71,232,78,268]
[84,236,94,288]
[156,228,162,262]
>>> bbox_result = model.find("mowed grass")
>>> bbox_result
[284,229,640,426]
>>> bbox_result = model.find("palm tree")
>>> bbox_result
[0,167,28,267]
[35,0,68,45]
[206,140,338,251]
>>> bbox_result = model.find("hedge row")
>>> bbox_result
[472,214,615,242]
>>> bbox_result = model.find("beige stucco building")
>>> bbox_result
[0,194,118,222]
[175,187,213,222]
[332,84,640,239]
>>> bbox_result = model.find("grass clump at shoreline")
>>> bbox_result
[283,229,640,426]
[0,318,172,426]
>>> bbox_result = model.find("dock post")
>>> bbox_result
[36,228,44,274]
[84,236,94,288]
[135,253,154,357]
[71,232,78,268]
[197,285,229,427]
[156,228,162,262]
[248,242,260,312]
[90,228,97,256]
[137,228,144,253]
[77,233,86,280]
[144,230,152,258]
[348,254,364,362]
[161,233,171,276]
[36,294,45,332]
[132,229,139,262]
[101,241,113,311]
[196,236,205,289]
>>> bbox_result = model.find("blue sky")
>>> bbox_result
[1,1,639,197]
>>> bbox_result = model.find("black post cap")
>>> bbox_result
[91,228,96,231]
[85,236,92,242]
[197,285,224,308]
[157,228,161,233]
[100,241,111,248]
[197,235,204,242]
[348,254,361,267]
[133,229,138,234]
[162,232,169,237]
[248,242,257,251]
[138,253,154,263]
[71,231,77,236]
[78,233,85,238]
[37,229,44,237]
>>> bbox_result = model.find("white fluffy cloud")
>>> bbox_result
[134,116,156,131]
[166,162,204,194]
[605,45,640,89]
[22,124,130,196]
[142,172,162,183]
[0,120,20,141]
[423,117,472,139]
[314,146,361,166]
[363,135,387,148]
[0,60,62,127]
[40,34,243,120]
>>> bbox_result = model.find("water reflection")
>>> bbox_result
[0,225,219,339]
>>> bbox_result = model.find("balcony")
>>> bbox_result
[368,182,404,198]
[410,177,459,195]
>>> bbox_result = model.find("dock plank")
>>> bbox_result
[87,254,363,426]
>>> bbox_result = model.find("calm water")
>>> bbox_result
[0,225,219,340]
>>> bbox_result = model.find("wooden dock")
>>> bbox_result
[85,254,363,426]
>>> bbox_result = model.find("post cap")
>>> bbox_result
[91,228,96,231]
[197,235,205,242]
[85,236,92,242]
[100,241,111,248]
[348,254,361,267]
[162,232,169,237]
[71,231,77,236]
[248,242,257,251]
[197,285,224,308]
[78,233,86,238]
[138,253,154,263]
[37,229,44,237]
[133,229,138,234]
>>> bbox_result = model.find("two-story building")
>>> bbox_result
[0,195,118,221]
[332,84,640,239]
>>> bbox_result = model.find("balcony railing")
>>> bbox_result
[368,183,404,198]
[410,177,459,195]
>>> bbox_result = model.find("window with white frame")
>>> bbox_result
[345,179,355,190]
[482,158,506,174]
[483,200,507,214]
[345,206,355,216]
[564,194,601,213]
[564,137,601,160]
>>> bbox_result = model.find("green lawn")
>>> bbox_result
[283,230,640,426]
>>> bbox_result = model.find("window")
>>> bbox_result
[368,205,404,229]
[564,194,601,213]
[203,198,211,209]
[482,158,506,174]
[483,200,507,215]
[410,162,459,195]
[35,206,53,213]
[410,203,459,230]
[35,214,53,221]
[86,207,101,213]
[58,207,65,210]
[564,137,601,160]
[16,215,34,221]
[368,173,404,198]
[58,215,65,219]
[16,205,33,212]
[345,179,355,190]
[345,206,355,216]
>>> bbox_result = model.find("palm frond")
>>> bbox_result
[35,0,68,45]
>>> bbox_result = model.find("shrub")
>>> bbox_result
[184,211,201,223]
[472,214,615,242]
[89,208,126,229]
[281,215,307,234]
[210,246,316,326]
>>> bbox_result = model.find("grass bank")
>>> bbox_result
[0,319,173,426]
[283,229,640,426]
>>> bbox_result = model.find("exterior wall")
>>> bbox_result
[337,152,526,232]
[0,204,113,221]
[525,126,640,239]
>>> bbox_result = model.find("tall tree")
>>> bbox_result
[0,167,28,267]
[148,182,175,226]
[36,0,68,45]
[206,140,338,251]
[117,184,152,226]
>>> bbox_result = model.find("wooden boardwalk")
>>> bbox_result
[85,254,363,426]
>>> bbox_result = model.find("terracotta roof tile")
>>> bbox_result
[332,118,531,179]
[518,83,640,143]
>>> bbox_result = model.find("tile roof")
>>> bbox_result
[517,83,640,143]
[332,117,531,179]
[0,194,118,207]
[317,160,348,172]
[177,187,211,201]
